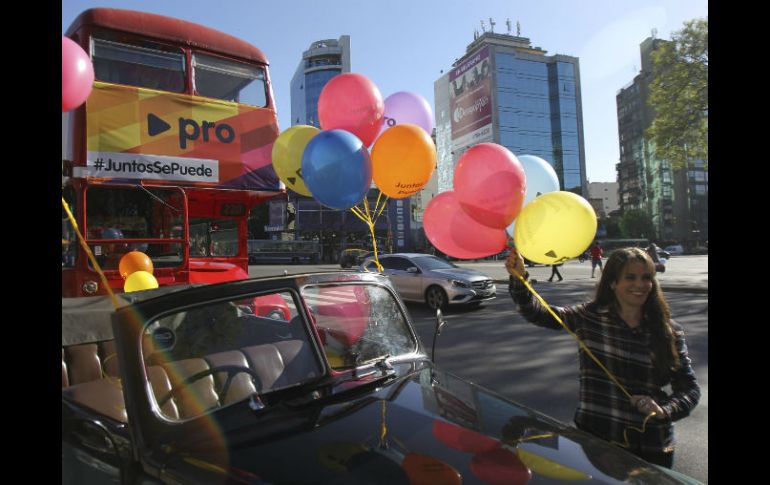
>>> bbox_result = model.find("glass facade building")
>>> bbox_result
[290,36,350,127]
[616,38,707,247]
[434,32,587,196]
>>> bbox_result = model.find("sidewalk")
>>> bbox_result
[454,259,708,294]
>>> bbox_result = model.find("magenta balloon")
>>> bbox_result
[379,91,435,138]
[318,73,385,147]
[62,36,95,112]
[424,191,508,259]
[454,143,526,229]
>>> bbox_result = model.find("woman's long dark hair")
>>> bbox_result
[594,247,680,380]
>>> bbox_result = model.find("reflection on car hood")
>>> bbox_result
[428,268,492,281]
[171,365,692,484]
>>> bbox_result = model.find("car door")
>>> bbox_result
[379,257,422,301]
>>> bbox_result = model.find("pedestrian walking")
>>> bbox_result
[548,263,563,282]
[504,247,700,468]
[590,241,604,278]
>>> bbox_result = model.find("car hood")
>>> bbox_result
[427,268,492,281]
[163,365,693,484]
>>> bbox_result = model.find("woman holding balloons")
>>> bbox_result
[505,247,700,469]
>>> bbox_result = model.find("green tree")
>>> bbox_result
[646,18,708,170]
[619,209,654,239]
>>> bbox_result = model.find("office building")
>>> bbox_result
[290,36,351,127]
[433,27,587,198]
[616,37,707,247]
[587,182,620,218]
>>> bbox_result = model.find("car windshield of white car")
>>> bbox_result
[301,283,417,370]
[413,256,458,270]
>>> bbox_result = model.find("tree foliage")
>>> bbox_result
[646,18,708,170]
[619,209,655,239]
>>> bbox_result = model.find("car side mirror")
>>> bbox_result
[432,308,447,362]
[431,308,448,384]
[407,267,419,273]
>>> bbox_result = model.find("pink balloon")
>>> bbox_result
[424,191,507,259]
[318,73,385,147]
[454,143,526,229]
[62,36,95,112]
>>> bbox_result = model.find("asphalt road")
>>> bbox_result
[249,255,708,483]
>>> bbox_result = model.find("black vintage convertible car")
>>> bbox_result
[62,272,702,484]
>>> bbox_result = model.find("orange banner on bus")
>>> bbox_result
[84,81,281,190]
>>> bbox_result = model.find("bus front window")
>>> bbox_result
[92,37,186,92]
[192,53,268,107]
[85,186,185,270]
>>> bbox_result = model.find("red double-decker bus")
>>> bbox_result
[62,8,285,304]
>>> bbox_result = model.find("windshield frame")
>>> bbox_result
[112,272,424,429]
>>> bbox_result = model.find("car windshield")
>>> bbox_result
[412,256,459,271]
[139,281,416,421]
[301,283,417,369]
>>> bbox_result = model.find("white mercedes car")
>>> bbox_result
[360,253,496,310]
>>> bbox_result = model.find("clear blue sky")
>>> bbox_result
[62,0,707,183]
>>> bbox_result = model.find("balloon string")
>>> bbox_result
[350,198,383,272]
[379,400,388,448]
[62,196,120,310]
[510,269,657,449]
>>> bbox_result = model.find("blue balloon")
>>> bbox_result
[301,130,373,210]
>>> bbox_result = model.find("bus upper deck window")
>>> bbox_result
[92,38,186,92]
[192,53,267,107]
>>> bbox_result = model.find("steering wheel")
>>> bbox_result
[158,365,263,407]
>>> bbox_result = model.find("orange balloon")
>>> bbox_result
[371,123,436,199]
[118,251,154,279]
[402,453,462,485]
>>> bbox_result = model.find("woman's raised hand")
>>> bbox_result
[505,249,526,278]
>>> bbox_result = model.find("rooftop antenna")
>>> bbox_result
[480,19,486,32]
[489,17,496,33]
[506,18,512,34]
[651,27,658,39]
[517,20,521,36]
[474,28,479,40]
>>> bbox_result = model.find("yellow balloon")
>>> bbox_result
[325,348,347,369]
[513,191,597,265]
[516,449,592,480]
[272,125,319,196]
[371,124,436,199]
[124,270,159,293]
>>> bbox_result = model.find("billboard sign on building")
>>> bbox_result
[449,46,493,154]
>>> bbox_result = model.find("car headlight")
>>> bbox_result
[451,279,470,288]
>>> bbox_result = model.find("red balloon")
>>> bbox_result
[432,420,501,454]
[318,73,385,147]
[470,448,532,485]
[454,143,526,229]
[424,191,508,259]
[62,36,95,112]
